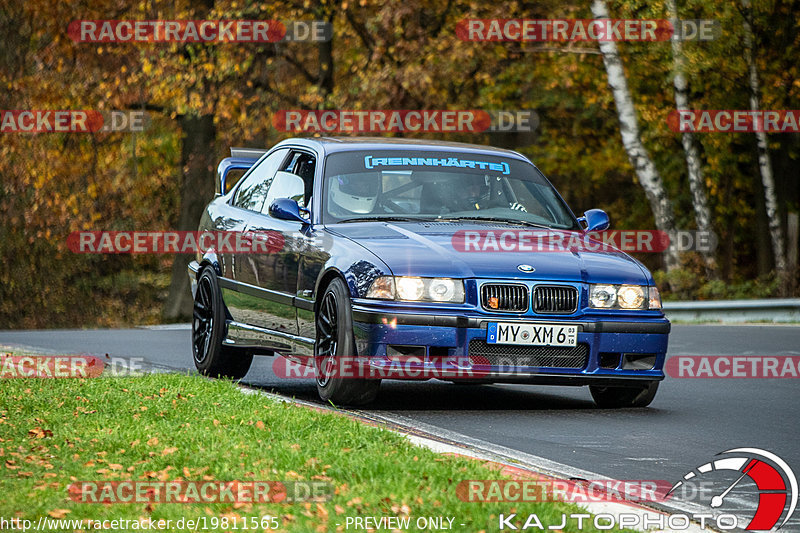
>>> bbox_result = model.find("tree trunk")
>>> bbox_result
[667,0,718,279]
[755,181,772,276]
[740,0,788,289]
[318,22,334,97]
[163,114,217,321]
[314,4,335,98]
[590,0,681,271]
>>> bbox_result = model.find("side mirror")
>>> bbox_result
[578,209,610,232]
[269,197,309,224]
[264,171,306,206]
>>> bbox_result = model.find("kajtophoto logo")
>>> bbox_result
[494,449,797,531]
[668,448,798,530]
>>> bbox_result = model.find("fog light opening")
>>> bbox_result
[622,353,656,370]
[599,352,621,369]
[387,345,425,363]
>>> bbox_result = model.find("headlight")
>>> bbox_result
[589,284,617,308]
[428,278,457,301]
[366,276,465,303]
[618,285,645,309]
[589,284,661,310]
[396,277,425,300]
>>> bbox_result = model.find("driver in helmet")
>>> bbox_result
[452,175,527,212]
[329,173,380,215]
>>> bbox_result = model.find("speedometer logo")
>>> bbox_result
[667,448,798,530]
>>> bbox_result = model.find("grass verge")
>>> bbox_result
[1,370,633,532]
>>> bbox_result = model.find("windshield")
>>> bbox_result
[322,150,578,229]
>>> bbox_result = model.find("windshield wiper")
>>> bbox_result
[339,216,437,223]
[436,216,551,228]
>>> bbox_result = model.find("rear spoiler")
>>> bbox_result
[216,147,267,196]
[230,147,268,159]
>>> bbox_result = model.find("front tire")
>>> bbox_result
[192,266,253,380]
[314,278,380,406]
[589,381,659,408]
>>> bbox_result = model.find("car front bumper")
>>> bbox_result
[348,300,669,385]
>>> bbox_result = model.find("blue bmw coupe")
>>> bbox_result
[188,138,669,407]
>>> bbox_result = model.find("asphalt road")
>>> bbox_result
[2,324,799,530]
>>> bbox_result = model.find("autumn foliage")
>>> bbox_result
[1,0,798,327]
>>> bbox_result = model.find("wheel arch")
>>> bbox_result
[195,253,232,322]
[197,251,222,278]
[314,268,348,316]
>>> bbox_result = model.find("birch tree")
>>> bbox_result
[667,0,718,278]
[740,0,787,282]
[590,0,681,271]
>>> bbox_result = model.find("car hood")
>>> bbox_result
[327,221,650,285]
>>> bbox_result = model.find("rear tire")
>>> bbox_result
[192,266,253,380]
[590,381,659,408]
[314,278,380,406]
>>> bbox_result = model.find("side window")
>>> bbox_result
[224,168,247,194]
[278,151,316,209]
[231,149,289,211]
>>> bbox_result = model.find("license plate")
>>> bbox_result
[487,323,578,347]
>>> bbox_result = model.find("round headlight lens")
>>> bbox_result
[396,277,425,300]
[428,278,456,301]
[590,285,617,308]
[618,285,645,309]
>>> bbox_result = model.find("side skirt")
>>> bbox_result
[223,320,314,356]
